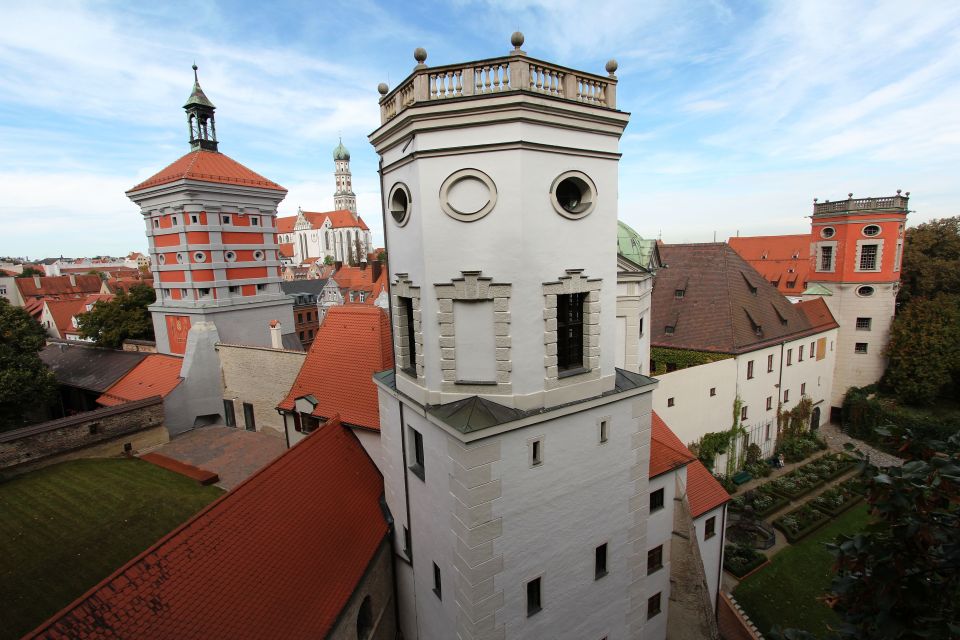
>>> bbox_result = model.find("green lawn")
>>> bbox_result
[734,503,870,637]
[0,458,222,640]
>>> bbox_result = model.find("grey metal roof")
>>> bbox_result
[280,279,329,296]
[39,342,149,392]
[280,332,304,351]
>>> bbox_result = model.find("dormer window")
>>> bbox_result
[674,289,684,299]
[664,326,675,335]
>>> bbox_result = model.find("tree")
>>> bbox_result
[899,217,960,305]
[771,431,960,640]
[0,298,57,431]
[76,284,156,348]
[882,294,960,405]
[16,266,43,278]
[323,255,334,265]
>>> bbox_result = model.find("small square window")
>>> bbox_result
[595,543,608,579]
[766,396,772,410]
[190,214,199,224]
[856,317,872,331]
[171,216,178,225]
[433,562,442,600]
[152,218,160,228]
[257,283,267,292]
[674,289,685,299]
[198,288,210,297]
[409,428,425,480]
[705,516,716,539]
[647,592,661,619]
[229,285,240,294]
[709,387,716,397]
[650,488,664,512]
[784,389,790,403]
[222,214,231,224]
[250,216,260,226]
[855,342,868,354]
[530,438,543,467]
[527,577,542,617]
[667,397,675,407]
[599,420,608,444]
[647,545,663,574]
[664,326,674,335]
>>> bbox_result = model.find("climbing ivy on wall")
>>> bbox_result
[690,396,746,477]
[649,347,732,376]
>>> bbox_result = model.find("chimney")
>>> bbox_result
[372,261,382,283]
[360,260,367,271]
[269,320,283,349]
[334,260,343,271]
[33,275,41,288]
[68,274,76,287]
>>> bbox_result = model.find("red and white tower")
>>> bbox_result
[804,192,909,411]
[126,65,295,356]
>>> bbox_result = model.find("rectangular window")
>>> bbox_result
[856,317,872,330]
[599,420,608,444]
[530,438,543,466]
[299,331,305,341]
[647,593,662,619]
[855,342,868,354]
[647,545,663,574]
[705,516,716,539]
[257,283,267,292]
[747,360,754,379]
[784,389,790,403]
[171,216,178,225]
[557,292,586,373]
[799,345,804,361]
[810,341,816,358]
[403,526,411,558]
[741,405,748,421]
[667,397,675,407]
[228,285,240,294]
[787,349,793,366]
[767,354,774,372]
[595,543,608,579]
[650,488,665,512]
[766,396,772,410]
[152,218,160,228]
[190,214,199,224]
[433,562,442,599]
[801,382,807,396]
[198,287,210,297]
[638,316,644,336]
[527,577,542,617]
[675,289,684,299]
[250,216,260,226]
[242,402,256,431]
[297,312,303,323]
[859,244,878,270]
[400,296,416,375]
[222,214,231,224]
[223,400,236,427]
[409,427,425,480]
[306,311,312,322]
[820,246,833,271]
[710,387,716,397]
[895,241,903,271]
[765,423,771,441]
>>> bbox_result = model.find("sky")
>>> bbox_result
[0,0,958,259]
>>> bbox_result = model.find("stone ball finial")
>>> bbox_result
[905,191,910,196]
[813,198,818,203]
[848,192,854,198]
[896,189,902,194]
[414,47,428,64]
[377,82,389,96]
[511,31,525,49]
[605,59,619,75]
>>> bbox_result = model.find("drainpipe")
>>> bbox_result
[716,503,727,614]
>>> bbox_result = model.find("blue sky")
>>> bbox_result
[1,0,958,258]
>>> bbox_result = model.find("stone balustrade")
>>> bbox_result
[378,35,618,124]
[812,193,909,215]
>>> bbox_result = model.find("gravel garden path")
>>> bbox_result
[817,421,904,468]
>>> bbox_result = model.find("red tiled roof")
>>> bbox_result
[97,354,183,406]
[25,418,387,640]
[276,216,296,233]
[23,298,45,319]
[16,275,102,299]
[128,149,286,193]
[652,243,825,354]
[278,243,294,258]
[728,234,812,296]
[687,459,731,518]
[795,297,839,331]
[278,306,393,430]
[649,411,697,478]
[302,209,369,231]
[43,298,87,338]
[332,265,386,300]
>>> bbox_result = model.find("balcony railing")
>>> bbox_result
[378,38,618,125]
[812,192,909,215]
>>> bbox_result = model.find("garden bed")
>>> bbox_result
[730,487,789,519]
[802,452,856,481]
[767,470,826,501]
[809,484,864,518]
[773,503,831,543]
[724,544,768,578]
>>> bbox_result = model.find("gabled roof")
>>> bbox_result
[128,149,286,193]
[649,411,697,478]
[278,242,295,259]
[652,243,824,354]
[331,265,387,299]
[25,418,388,640]
[97,354,183,406]
[39,343,148,392]
[16,275,102,299]
[278,306,393,430]
[728,234,812,296]
[302,209,369,231]
[795,297,839,332]
[43,298,87,338]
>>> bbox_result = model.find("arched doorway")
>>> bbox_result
[810,406,821,431]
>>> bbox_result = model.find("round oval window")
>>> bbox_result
[176,252,186,264]
[821,227,835,239]
[158,254,166,265]
[253,250,265,261]
[224,251,237,262]
[389,184,411,226]
[550,171,596,219]
[194,251,206,263]
[857,285,875,297]
[863,225,881,236]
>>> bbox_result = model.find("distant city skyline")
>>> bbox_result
[1,0,958,258]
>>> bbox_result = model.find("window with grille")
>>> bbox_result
[859,244,878,270]
[855,343,868,354]
[557,292,586,372]
[856,317,872,330]
[820,246,833,271]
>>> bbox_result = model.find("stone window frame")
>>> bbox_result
[815,240,837,272]
[391,274,424,381]
[434,271,512,394]
[542,269,601,390]
[854,239,883,272]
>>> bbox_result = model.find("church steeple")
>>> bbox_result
[184,64,218,152]
[333,137,357,216]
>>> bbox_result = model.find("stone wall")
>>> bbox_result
[0,397,168,475]
[327,537,396,640]
[217,343,306,435]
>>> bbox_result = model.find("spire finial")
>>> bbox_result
[192,62,198,82]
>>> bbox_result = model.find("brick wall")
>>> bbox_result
[217,343,306,435]
[0,397,168,474]
[718,592,765,640]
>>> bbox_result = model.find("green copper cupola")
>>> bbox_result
[184,64,218,152]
